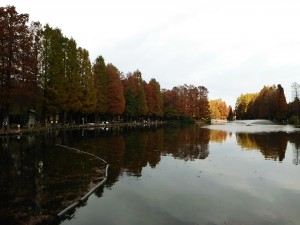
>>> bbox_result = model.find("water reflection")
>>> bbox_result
[209,129,229,143]
[289,132,300,165]
[1,125,300,225]
[207,123,300,164]
[234,131,300,164]
[0,134,106,225]
[236,132,288,161]
[163,126,210,160]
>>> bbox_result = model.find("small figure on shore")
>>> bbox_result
[15,124,21,134]
[3,120,8,134]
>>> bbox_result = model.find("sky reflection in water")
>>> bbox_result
[60,123,300,225]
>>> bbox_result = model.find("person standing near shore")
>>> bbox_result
[3,120,8,134]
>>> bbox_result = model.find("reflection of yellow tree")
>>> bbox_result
[236,132,288,162]
[236,133,260,150]
[209,130,228,143]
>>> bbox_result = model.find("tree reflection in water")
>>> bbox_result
[236,132,288,161]
[1,125,300,225]
[0,134,107,225]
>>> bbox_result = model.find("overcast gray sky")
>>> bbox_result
[3,0,300,106]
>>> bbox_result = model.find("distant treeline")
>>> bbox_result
[0,6,210,126]
[235,84,300,123]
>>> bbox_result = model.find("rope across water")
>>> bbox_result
[55,144,109,218]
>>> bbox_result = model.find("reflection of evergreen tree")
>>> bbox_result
[146,129,164,168]
[122,128,164,176]
[236,132,288,161]
[164,126,210,160]
[0,125,216,224]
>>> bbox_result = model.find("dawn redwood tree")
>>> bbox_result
[254,86,276,119]
[28,21,43,115]
[209,99,228,120]
[64,37,82,124]
[227,105,234,121]
[275,84,287,121]
[180,85,189,116]
[145,78,163,118]
[162,88,180,119]
[106,63,125,118]
[197,86,210,120]
[93,55,108,121]
[235,93,257,119]
[236,84,289,121]
[188,85,198,118]
[0,6,40,123]
[123,70,148,120]
[145,80,155,117]
[12,21,43,121]
[78,47,96,117]
[41,24,66,124]
[124,87,136,119]
[133,70,148,117]
[161,85,209,121]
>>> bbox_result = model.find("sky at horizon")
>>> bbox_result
[3,0,300,106]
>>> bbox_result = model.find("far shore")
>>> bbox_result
[0,121,165,136]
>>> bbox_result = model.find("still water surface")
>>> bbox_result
[1,122,300,225]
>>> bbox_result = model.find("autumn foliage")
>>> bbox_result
[162,85,210,120]
[235,85,288,121]
[1,6,298,126]
[0,6,211,125]
[209,99,228,120]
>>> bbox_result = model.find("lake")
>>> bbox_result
[1,121,300,225]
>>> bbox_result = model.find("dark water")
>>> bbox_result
[1,123,300,225]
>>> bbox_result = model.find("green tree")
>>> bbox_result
[78,47,96,116]
[41,24,66,124]
[123,70,148,120]
[93,55,108,121]
[235,93,257,119]
[145,78,163,118]
[64,37,82,123]
[162,87,181,119]
[124,87,136,119]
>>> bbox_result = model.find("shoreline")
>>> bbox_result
[0,121,165,136]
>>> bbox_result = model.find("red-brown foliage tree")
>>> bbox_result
[106,64,125,117]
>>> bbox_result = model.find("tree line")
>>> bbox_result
[0,6,210,126]
[235,83,300,123]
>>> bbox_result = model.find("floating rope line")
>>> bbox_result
[55,144,109,218]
